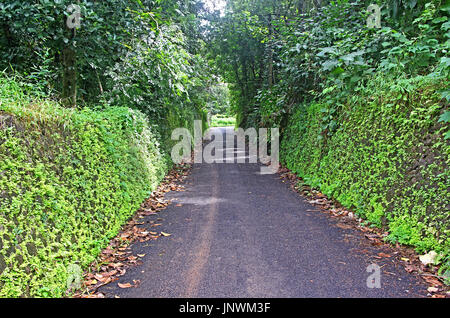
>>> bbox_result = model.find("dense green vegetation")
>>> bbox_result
[0,0,218,142]
[0,0,449,296]
[0,0,214,297]
[206,82,233,116]
[210,114,237,127]
[0,75,172,297]
[207,0,449,274]
[282,74,449,258]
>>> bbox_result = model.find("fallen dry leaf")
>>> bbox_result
[422,275,443,286]
[404,264,418,273]
[85,279,97,286]
[118,282,133,289]
[427,287,439,293]
[336,223,353,230]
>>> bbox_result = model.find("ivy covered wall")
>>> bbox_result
[281,75,449,269]
[0,77,196,297]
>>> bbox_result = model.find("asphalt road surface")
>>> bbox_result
[99,127,426,298]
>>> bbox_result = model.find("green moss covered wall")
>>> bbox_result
[0,81,174,297]
[281,76,449,265]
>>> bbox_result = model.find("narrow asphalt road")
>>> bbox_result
[99,127,426,298]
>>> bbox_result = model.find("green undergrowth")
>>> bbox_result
[0,77,176,297]
[210,115,236,127]
[281,74,449,273]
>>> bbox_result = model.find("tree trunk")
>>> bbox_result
[267,14,274,87]
[62,46,77,107]
[62,5,78,108]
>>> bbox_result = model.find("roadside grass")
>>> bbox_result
[211,115,236,127]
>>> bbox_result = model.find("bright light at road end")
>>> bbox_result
[203,0,227,15]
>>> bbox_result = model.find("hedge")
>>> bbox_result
[281,75,449,271]
[0,77,174,297]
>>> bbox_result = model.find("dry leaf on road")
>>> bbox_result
[118,282,133,289]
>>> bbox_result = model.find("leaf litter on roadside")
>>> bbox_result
[73,164,191,298]
[278,166,450,298]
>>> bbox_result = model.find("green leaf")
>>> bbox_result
[439,57,450,68]
[442,21,450,31]
[331,67,345,75]
[438,111,450,123]
[321,60,339,71]
[317,47,337,57]
[432,17,447,24]
[440,3,450,13]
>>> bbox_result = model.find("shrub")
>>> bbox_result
[281,74,449,262]
[0,76,171,297]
